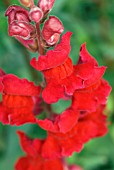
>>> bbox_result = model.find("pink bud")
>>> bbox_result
[69,165,83,170]
[38,0,55,14]
[42,16,64,45]
[19,0,31,7]
[5,5,30,24]
[29,6,43,23]
[9,21,36,40]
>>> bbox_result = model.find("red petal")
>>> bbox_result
[37,108,79,133]
[0,95,36,125]
[44,159,64,170]
[0,102,9,124]
[42,135,61,158]
[78,43,98,65]
[30,32,72,71]
[43,107,108,158]
[15,156,30,170]
[43,57,73,81]
[2,74,41,96]
[31,50,67,71]
[72,79,111,112]
[42,81,64,103]
[74,63,106,87]
[17,131,42,157]
[55,31,72,54]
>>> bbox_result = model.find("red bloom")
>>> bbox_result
[72,79,111,112]
[35,78,111,133]
[41,106,108,158]
[0,69,41,125]
[31,32,106,104]
[15,131,64,170]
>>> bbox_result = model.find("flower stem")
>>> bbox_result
[36,22,45,55]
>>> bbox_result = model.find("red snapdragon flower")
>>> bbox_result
[0,69,41,125]
[41,106,108,158]
[72,79,111,113]
[35,78,111,134]
[15,131,64,170]
[36,80,111,134]
[31,32,106,104]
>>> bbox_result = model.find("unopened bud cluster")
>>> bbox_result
[5,0,64,52]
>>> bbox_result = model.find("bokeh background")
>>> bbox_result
[0,0,114,169]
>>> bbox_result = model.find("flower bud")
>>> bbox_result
[38,0,55,14]
[5,5,30,24]
[29,6,43,23]
[69,165,83,170]
[19,0,31,7]
[9,21,36,40]
[42,16,64,45]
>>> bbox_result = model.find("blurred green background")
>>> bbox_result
[0,0,114,169]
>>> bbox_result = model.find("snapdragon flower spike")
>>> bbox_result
[42,106,108,158]
[38,0,55,15]
[15,131,64,170]
[42,16,64,45]
[31,32,106,104]
[0,69,41,125]
[5,5,37,51]
[29,6,43,23]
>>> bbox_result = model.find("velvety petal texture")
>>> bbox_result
[31,35,107,104]
[0,70,41,125]
[37,108,80,133]
[31,31,72,71]
[15,131,64,170]
[72,79,111,112]
[42,106,108,158]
